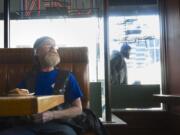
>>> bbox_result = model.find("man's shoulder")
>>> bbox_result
[111,51,123,61]
[56,68,71,77]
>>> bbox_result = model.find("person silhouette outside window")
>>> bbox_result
[110,43,131,85]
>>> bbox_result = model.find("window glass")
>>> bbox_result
[10,18,100,82]
[109,15,161,85]
[109,0,162,110]
[10,0,102,82]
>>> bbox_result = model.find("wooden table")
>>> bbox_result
[153,94,180,104]
[0,95,64,116]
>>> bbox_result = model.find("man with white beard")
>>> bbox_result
[0,36,83,135]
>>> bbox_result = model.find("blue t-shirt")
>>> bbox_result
[17,69,83,103]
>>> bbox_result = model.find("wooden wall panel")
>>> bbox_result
[107,111,173,135]
[165,0,180,112]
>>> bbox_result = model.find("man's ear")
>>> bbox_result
[34,49,40,56]
[34,49,37,56]
[57,52,61,64]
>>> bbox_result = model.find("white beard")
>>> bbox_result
[39,52,60,68]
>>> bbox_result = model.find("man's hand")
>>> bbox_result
[42,111,54,123]
[31,98,82,123]
[32,111,54,123]
[31,113,42,123]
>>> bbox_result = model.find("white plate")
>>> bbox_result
[8,93,35,96]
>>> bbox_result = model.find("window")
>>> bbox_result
[110,15,161,85]
[8,0,105,119]
[10,0,102,82]
[109,0,162,110]
[11,18,101,82]
[3,0,163,120]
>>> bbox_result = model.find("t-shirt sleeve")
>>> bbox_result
[65,73,83,102]
[16,79,27,89]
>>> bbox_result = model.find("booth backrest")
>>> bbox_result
[0,47,89,108]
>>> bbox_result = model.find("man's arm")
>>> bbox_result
[39,98,82,123]
[52,97,82,119]
[33,72,83,123]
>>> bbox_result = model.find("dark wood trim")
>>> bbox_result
[169,112,180,134]
[106,111,172,135]
[158,0,168,94]
[153,94,180,105]
[103,0,112,122]
[4,0,10,48]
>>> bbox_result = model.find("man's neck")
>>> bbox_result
[41,67,54,72]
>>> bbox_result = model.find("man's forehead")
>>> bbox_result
[40,44,55,48]
[34,36,56,49]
